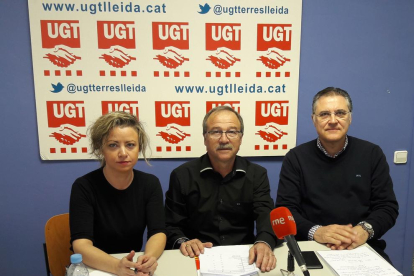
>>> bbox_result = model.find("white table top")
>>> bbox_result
[88,241,350,276]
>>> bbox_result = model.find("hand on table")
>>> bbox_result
[116,250,139,276]
[313,224,357,249]
[135,254,158,276]
[180,239,213,258]
[327,225,369,250]
[314,224,357,247]
[248,242,276,272]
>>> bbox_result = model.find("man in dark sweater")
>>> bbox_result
[276,87,399,262]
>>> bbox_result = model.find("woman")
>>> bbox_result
[70,111,166,276]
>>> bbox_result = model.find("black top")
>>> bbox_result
[70,168,166,254]
[276,136,399,242]
[165,154,280,249]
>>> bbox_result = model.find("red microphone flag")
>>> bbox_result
[270,207,297,239]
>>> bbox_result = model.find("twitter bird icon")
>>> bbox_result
[198,3,211,14]
[51,82,64,93]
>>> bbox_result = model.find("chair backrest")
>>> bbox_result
[45,213,72,276]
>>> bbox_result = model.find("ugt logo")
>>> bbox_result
[152,22,190,69]
[41,20,81,68]
[41,20,80,49]
[101,101,139,118]
[206,101,241,114]
[46,101,86,145]
[256,101,289,125]
[206,23,241,51]
[152,22,189,50]
[206,23,241,69]
[257,24,292,70]
[257,24,292,51]
[47,101,85,128]
[97,21,136,68]
[155,101,191,144]
[97,21,136,49]
[255,101,289,142]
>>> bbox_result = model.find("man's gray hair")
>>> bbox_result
[202,106,244,134]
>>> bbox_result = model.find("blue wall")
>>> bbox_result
[0,1,413,275]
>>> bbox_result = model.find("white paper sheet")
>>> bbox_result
[317,246,402,276]
[199,245,259,276]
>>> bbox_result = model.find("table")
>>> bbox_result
[88,241,356,276]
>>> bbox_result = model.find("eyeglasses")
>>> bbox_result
[314,110,351,121]
[205,130,242,139]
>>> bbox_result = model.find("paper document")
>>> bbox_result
[199,245,259,276]
[317,246,402,276]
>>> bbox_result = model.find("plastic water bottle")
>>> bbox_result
[66,254,89,276]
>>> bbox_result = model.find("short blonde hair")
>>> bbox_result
[88,111,150,166]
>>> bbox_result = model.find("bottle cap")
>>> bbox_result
[70,254,82,264]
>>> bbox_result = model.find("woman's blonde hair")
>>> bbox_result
[88,111,150,166]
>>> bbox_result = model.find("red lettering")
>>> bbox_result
[101,101,139,119]
[205,101,241,114]
[257,24,292,51]
[155,101,191,127]
[255,101,289,125]
[206,23,241,51]
[41,20,80,48]
[97,21,136,49]
[152,22,189,50]
[46,101,85,127]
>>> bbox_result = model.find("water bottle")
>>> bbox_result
[66,254,89,276]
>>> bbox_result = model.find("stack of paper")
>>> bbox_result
[317,246,402,276]
[199,245,259,276]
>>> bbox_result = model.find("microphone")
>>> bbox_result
[270,207,310,276]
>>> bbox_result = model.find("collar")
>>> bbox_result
[199,154,247,176]
[317,135,348,158]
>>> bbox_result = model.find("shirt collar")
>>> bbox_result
[199,154,247,175]
[317,135,348,158]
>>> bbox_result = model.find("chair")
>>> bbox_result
[44,213,72,276]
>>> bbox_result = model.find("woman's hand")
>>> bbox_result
[116,250,140,276]
[135,254,158,276]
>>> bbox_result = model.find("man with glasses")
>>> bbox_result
[276,87,398,262]
[165,106,280,272]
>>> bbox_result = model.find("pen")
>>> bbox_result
[195,255,200,276]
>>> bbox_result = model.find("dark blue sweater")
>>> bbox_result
[276,136,398,244]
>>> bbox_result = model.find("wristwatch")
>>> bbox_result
[308,225,322,241]
[358,221,374,240]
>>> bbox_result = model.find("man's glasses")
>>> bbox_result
[205,130,242,139]
[314,110,351,121]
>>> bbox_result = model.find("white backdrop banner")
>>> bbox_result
[28,0,302,160]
